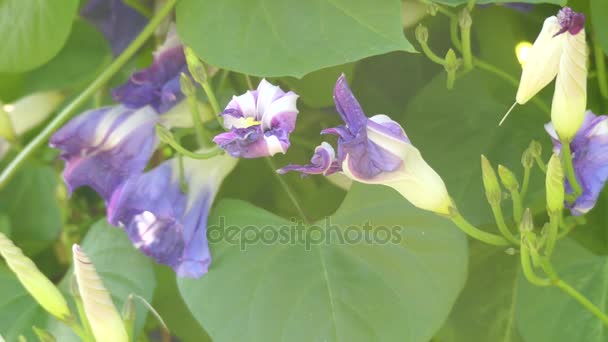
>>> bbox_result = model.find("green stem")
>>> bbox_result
[419,42,446,66]
[245,74,255,90]
[555,280,608,326]
[521,166,531,199]
[544,214,560,257]
[490,203,519,244]
[449,17,463,52]
[593,33,608,100]
[460,23,473,70]
[509,189,523,227]
[0,0,178,191]
[535,155,547,173]
[201,80,222,126]
[449,209,510,246]
[520,239,551,286]
[265,158,310,223]
[185,90,208,146]
[561,142,582,199]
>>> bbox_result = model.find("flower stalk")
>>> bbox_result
[448,206,510,246]
[560,141,582,199]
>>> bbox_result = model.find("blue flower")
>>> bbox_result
[213,80,299,158]
[81,0,150,56]
[279,75,451,214]
[546,111,608,215]
[50,105,159,202]
[107,154,237,278]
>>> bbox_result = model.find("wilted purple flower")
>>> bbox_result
[556,6,585,36]
[111,28,187,113]
[279,75,451,214]
[107,154,237,278]
[81,0,150,56]
[213,80,299,158]
[546,111,608,215]
[50,105,159,202]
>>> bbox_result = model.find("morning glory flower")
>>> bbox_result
[545,111,608,215]
[278,75,451,215]
[514,7,587,141]
[50,105,159,202]
[111,27,188,113]
[213,80,299,158]
[107,154,237,278]
[81,0,149,56]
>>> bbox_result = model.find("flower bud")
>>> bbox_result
[444,49,460,73]
[498,165,520,192]
[459,8,472,29]
[551,27,587,141]
[180,72,196,97]
[426,3,438,16]
[520,208,534,233]
[73,244,128,342]
[481,155,502,206]
[184,46,208,85]
[2,92,63,139]
[521,148,534,169]
[0,233,70,320]
[415,24,428,45]
[546,153,565,215]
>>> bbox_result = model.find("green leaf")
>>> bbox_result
[437,240,524,341]
[179,183,467,342]
[24,20,112,93]
[401,69,550,225]
[0,0,80,73]
[434,0,565,6]
[0,163,62,255]
[176,0,414,77]
[0,265,46,341]
[591,0,608,55]
[281,63,356,108]
[517,239,608,342]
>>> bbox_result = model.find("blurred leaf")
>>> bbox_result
[591,0,608,55]
[438,240,524,341]
[281,63,356,108]
[435,0,565,5]
[517,239,608,341]
[176,0,414,77]
[0,0,79,72]
[24,20,111,93]
[0,163,62,255]
[0,265,46,341]
[401,70,550,225]
[179,183,467,342]
[0,73,24,102]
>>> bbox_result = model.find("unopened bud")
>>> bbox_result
[529,140,542,157]
[427,3,438,16]
[481,155,502,205]
[520,208,534,233]
[180,73,196,97]
[546,154,565,215]
[73,244,128,342]
[459,8,472,29]
[0,233,70,320]
[415,24,429,45]
[444,49,460,72]
[505,247,517,255]
[498,165,519,191]
[184,46,208,85]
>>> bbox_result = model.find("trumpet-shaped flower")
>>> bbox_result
[81,0,149,56]
[278,75,451,215]
[107,154,237,278]
[111,27,188,113]
[545,111,608,215]
[514,7,587,140]
[213,80,299,158]
[50,105,159,202]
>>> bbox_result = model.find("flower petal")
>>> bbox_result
[50,105,159,201]
[277,142,339,176]
[333,74,367,132]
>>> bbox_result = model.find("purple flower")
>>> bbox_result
[107,154,237,278]
[111,28,188,113]
[81,0,149,56]
[546,111,608,215]
[50,105,159,202]
[556,7,585,36]
[213,80,299,158]
[279,75,451,214]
